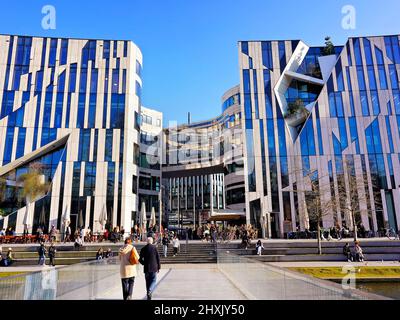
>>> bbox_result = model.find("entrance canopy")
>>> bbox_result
[208,210,246,222]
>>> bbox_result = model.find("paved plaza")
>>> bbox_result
[97,264,246,300]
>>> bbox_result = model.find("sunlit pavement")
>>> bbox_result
[97,264,246,300]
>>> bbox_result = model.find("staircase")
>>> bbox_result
[158,242,217,264]
[217,240,400,262]
[8,242,217,266]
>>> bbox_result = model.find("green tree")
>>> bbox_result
[323,36,335,56]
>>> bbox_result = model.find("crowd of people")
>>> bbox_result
[192,224,259,243]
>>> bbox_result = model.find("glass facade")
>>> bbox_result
[240,36,400,237]
[0,35,143,235]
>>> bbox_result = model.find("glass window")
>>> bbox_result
[336,60,345,91]
[261,42,273,69]
[88,93,96,128]
[349,117,360,154]
[42,92,53,127]
[375,47,384,65]
[105,129,113,161]
[335,92,344,117]
[389,65,399,89]
[367,66,377,90]
[378,65,388,90]
[241,41,248,55]
[76,93,85,128]
[353,38,363,66]
[90,68,98,92]
[338,118,348,151]
[386,117,394,153]
[54,93,63,127]
[79,68,87,93]
[16,128,26,159]
[48,39,57,67]
[278,41,286,73]
[136,60,142,78]
[69,64,77,92]
[363,38,373,65]
[360,91,370,116]
[371,91,381,116]
[393,90,400,115]
[356,66,366,90]
[60,39,68,65]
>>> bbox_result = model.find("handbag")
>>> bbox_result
[129,246,139,265]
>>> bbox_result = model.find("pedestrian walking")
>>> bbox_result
[48,243,57,266]
[50,225,57,242]
[119,238,139,300]
[64,225,71,243]
[139,237,161,300]
[38,242,47,265]
[162,234,170,258]
[172,236,180,257]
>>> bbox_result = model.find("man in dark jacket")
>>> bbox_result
[48,243,57,266]
[139,237,160,300]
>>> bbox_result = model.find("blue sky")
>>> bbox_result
[1,0,400,125]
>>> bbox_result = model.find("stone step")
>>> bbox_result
[250,253,400,262]
[217,240,400,249]
[12,255,217,266]
[221,246,400,256]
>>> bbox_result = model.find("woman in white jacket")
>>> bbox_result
[119,238,138,300]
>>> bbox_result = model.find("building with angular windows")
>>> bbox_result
[0,34,156,235]
[2,33,400,239]
[240,35,400,238]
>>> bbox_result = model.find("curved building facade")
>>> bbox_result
[162,85,245,229]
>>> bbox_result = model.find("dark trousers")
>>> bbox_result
[49,256,55,266]
[145,272,157,295]
[121,277,135,300]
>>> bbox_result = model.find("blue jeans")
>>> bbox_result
[38,255,46,265]
[163,245,168,257]
[145,272,157,295]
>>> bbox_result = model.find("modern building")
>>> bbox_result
[2,33,400,240]
[239,35,400,238]
[162,85,245,230]
[137,106,163,224]
[0,34,146,235]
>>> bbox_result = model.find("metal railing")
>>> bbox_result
[0,257,144,300]
[216,248,388,300]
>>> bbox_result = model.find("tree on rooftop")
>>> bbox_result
[323,36,335,56]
